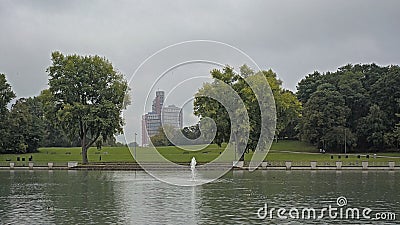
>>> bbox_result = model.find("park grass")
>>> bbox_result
[1,140,400,164]
[269,140,318,152]
[134,144,231,163]
[0,147,134,164]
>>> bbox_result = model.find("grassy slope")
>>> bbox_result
[0,140,399,164]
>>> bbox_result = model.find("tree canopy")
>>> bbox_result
[47,51,129,163]
[194,65,300,160]
[298,64,400,152]
[0,73,16,153]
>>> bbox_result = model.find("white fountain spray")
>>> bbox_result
[190,157,197,181]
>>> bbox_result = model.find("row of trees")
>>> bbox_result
[187,63,399,155]
[0,52,129,163]
[2,56,399,161]
[298,64,400,152]
[0,75,58,154]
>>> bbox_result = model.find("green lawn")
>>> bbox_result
[1,140,400,165]
[269,140,318,152]
[0,147,134,165]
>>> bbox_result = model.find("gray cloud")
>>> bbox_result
[1,0,399,143]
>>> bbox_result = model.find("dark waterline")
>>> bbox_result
[0,170,399,224]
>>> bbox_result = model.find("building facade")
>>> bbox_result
[142,91,183,146]
[162,105,183,130]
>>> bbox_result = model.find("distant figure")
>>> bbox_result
[96,140,102,150]
[99,155,102,161]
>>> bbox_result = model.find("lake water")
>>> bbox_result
[0,170,399,224]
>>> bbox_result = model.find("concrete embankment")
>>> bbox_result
[0,161,399,171]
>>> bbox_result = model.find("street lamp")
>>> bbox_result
[134,133,137,162]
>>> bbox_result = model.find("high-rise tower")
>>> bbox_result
[141,91,183,146]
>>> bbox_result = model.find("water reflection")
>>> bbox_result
[0,170,399,224]
[112,171,202,224]
[198,170,400,224]
[0,170,123,225]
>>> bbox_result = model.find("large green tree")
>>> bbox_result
[272,79,302,140]
[371,66,400,127]
[389,113,400,149]
[0,74,15,111]
[37,89,76,147]
[194,66,238,149]
[47,52,129,164]
[300,84,352,151]
[357,105,386,150]
[194,65,297,160]
[0,73,16,153]
[8,98,45,153]
[296,71,324,104]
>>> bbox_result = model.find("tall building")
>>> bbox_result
[152,91,164,115]
[142,91,183,146]
[162,105,183,129]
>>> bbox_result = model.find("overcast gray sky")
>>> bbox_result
[1,0,399,143]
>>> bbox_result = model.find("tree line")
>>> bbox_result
[1,57,399,160]
[192,63,400,154]
[298,64,400,152]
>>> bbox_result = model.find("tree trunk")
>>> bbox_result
[81,129,89,164]
[80,128,100,164]
[82,145,89,164]
[239,151,245,161]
